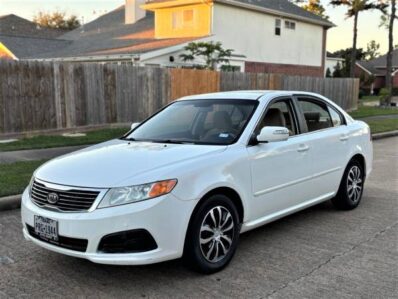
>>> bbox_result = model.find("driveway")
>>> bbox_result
[0,137,397,298]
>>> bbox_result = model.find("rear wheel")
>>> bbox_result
[331,160,364,210]
[183,194,240,274]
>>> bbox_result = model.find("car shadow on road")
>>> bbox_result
[45,200,337,278]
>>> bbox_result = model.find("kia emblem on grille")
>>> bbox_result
[47,193,59,204]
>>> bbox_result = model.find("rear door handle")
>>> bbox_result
[340,134,349,141]
[297,144,310,152]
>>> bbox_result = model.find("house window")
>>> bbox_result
[285,20,296,30]
[172,9,194,29]
[275,19,281,36]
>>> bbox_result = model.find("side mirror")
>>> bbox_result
[257,126,289,143]
[131,122,140,130]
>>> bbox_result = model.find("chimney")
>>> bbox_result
[125,0,146,25]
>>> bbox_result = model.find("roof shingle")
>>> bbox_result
[357,49,398,75]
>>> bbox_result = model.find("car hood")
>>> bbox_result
[35,139,227,188]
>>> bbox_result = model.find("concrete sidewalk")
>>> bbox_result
[359,114,398,121]
[0,145,86,164]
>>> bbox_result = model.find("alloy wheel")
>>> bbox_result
[347,165,363,203]
[199,206,235,263]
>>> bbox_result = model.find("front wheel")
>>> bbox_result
[331,160,365,210]
[183,194,240,274]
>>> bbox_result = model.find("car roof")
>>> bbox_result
[177,90,321,101]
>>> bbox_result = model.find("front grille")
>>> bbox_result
[26,224,88,252]
[31,180,100,212]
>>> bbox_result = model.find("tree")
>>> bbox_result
[302,0,329,19]
[331,48,366,77]
[179,41,233,70]
[33,11,80,30]
[330,0,388,77]
[325,67,332,77]
[365,40,380,60]
[378,0,397,106]
[290,0,329,19]
[333,62,343,78]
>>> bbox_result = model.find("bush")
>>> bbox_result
[359,88,372,98]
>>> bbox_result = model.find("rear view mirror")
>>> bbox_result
[131,122,140,130]
[257,126,289,143]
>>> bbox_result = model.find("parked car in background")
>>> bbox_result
[21,91,373,273]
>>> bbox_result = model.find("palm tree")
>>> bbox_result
[330,0,387,77]
[381,0,396,106]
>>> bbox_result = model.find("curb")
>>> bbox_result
[0,195,21,212]
[372,130,398,140]
[0,131,397,212]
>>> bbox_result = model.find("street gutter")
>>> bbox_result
[1,130,398,212]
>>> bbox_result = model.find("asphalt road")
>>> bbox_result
[0,137,397,298]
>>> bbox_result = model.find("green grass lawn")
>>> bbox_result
[0,160,48,197]
[0,127,129,152]
[359,95,380,103]
[349,106,398,119]
[364,118,398,134]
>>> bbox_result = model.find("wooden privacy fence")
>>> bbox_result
[0,61,359,135]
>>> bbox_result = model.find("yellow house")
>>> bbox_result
[142,0,213,39]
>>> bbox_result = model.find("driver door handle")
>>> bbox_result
[297,144,310,152]
[340,134,349,141]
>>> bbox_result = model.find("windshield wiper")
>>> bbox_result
[120,137,136,141]
[151,139,188,144]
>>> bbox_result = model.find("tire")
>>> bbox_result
[331,160,365,210]
[183,194,240,274]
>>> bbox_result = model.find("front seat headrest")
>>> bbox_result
[263,108,286,127]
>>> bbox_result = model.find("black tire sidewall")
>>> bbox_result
[184,194,240,274]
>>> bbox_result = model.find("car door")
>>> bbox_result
[295,96,349,198]
[246,97,315,221]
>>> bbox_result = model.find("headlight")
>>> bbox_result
[98,179,177,208]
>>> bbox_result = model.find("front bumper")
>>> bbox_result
[21,188,194,265]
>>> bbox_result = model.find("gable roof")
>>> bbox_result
[357,49,398,75]
[0,35,70,59]
[0,14,67,39]
[0,14,71,59]
[217,0,334,27]
[146,0,334,27]
[28,7,203,60]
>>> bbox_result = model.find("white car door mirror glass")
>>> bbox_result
[131,122,140,130]
[257,126,289,143]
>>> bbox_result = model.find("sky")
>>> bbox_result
[0,0,396,54]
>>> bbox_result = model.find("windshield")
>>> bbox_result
[126,99,258,145]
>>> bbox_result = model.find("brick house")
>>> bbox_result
[0,0,333,77]
[356,49,398,94]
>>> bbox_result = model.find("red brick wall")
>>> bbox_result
[374,76,385,89]
[393,73,398,87]
[245,61,324,77]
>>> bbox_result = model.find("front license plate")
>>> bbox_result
[34,216,59,242]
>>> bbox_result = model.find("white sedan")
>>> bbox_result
[21,91,373,273]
